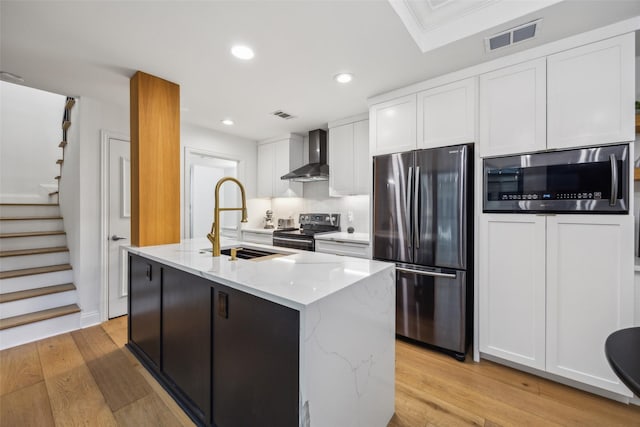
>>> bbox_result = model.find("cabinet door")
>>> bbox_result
[417,77,476,149]
[353,119,370,195]
[479,214,546,369]
[213,286,299,427]
[546,215,634,396]
[369,94,417,156]
[162,267,212,424]
[315,239,369,258]
[329,123,355,196]
[257,143,274,198]
[241,231,273,245]
[479,58,546,157]
[128,254,161,368]
[547,33,634,149]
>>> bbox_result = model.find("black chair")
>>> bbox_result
[604,327,640,396]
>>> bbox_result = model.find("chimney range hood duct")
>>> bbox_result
[281,129,329,182]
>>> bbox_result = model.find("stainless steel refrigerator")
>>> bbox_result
[372,144,473,360]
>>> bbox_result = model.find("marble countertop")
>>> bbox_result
[127,237,393,310]
[314,232,370,245]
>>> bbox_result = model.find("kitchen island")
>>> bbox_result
[126,238,395,427]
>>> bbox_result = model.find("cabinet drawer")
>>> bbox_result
[241,231,273,245]
[315,240,369,258]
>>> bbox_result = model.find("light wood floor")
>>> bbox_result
[1,317,639,426]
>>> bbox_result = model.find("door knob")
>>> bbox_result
[111,235,127,241]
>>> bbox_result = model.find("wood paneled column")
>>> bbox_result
[130,71,180,246]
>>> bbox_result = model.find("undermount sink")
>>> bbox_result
[201,247,284,260]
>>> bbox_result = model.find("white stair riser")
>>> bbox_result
[0,251,70,272]
[0,290,77,319]
[0,219,64,234]
[0,269,73,293]
[0,311,80,350]
[0,206,60,217]
[0,234,67,251]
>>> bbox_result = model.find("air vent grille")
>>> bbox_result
[486,19,542,52]
[271,110,297,120]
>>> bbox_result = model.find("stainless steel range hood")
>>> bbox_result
[281,129,329,182]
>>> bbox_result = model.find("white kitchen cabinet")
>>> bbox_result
[241,230,273,245]
[479,214,546,370]
[417,77,477,149]
[547,33,635,150]
[546,215,634,395]
[315,239,369,259]
[479,58,546,157]
[257,135,303,198]
[479,213,635,396]
[369,94,416,156]
[328,117,369,196]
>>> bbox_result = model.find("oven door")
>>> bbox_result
[483,144,629,214]
[272,235,314,251]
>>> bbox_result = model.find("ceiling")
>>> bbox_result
[1,0,639,141]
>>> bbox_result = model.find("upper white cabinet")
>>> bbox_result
[479,58,547,157]
[479,213,635,396]
[257,135,303,198]
[369,94,417,156]
[328,116,369,196]
[417,77,477,149]
[547,33,635,149]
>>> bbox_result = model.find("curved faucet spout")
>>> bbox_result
[209,177,248,257]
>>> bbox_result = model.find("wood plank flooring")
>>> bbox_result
[1,317,639,426]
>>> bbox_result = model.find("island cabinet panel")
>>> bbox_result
[162,266,213,425]
[129,254,162,368]
[213,285,299,427]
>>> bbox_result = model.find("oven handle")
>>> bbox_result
[609,154,618,207]
[273,236,312,244]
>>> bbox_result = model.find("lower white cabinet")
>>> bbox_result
[241,230,273,245]
[315,239,369,259]
[479,213,635,396]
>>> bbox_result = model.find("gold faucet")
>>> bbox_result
[207,177,248,256]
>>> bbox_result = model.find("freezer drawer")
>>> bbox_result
[396,266,467,356]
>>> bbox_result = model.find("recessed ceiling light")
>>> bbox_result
[334,73,353,84]
[221,119,234,126]
[231,45,254,60]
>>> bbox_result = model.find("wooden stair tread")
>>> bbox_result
[49,191,59,196]
[0,283,76,303]
[55,159,63,165]
[0,203,59,207]
[0,231,66,238]
[59,140,68,148]
[0,264,72,279]
[0,246,69,258]
[0,216,63,221]
[65,98,75,110]
[0,303,80,330]
[62,121,71,131]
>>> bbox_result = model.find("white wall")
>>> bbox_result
[59,96,129,326]
[0,81,66,202]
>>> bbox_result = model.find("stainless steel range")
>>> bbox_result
[272,213,340,251]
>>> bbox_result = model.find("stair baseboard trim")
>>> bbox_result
[0,283,75,303]
[81,309,101,328]
[0,303,80,330]
[0,264,72,280]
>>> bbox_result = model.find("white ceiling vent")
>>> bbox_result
[485,19,542,52]
[271,110,297,120]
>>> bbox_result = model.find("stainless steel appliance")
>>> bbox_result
[280,130,329,182]
[277,217,295,229]
[273,213,340,251]
[483,144,629,213]
[373,144,473,360]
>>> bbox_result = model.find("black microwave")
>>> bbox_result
[483,144,629,214]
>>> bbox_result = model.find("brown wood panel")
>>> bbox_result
[37,333,84,379]
[72,325,151,412]
[0,342,43,396]
[0,381,54,427]
[130,71,180,247]
[114,392,183,427]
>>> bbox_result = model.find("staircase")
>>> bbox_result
[0,96,80,350]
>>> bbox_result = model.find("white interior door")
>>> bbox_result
[108,137,130,318]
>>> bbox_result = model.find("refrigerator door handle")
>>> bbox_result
[414,166,420,249]
[406,166,413,249]
[396,266,457,279]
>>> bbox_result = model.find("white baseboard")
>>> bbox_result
[80,309,101,328]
